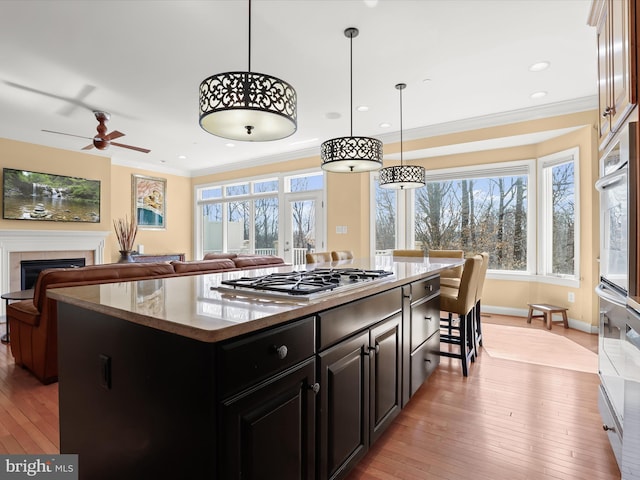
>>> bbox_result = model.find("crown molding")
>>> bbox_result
[190,95,597,177]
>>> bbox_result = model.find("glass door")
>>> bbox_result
[284,192,324,265]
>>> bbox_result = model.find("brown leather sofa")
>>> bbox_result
[203,252,286,269]
[7,255,285,384]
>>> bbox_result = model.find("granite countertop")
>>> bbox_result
[48,256,464,343]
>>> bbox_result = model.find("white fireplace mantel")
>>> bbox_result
[0,229,110,303]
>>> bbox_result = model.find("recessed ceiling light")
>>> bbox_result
[356,105,369,112]
[363,0,378,7]
[379,122,391,128]
[225,143,235,147]
[325,112,341,120]
[160,160,166,163]
[422,78,432,83]
[178,155,187,160]
[529,61,550,72]
[530,91,547,99]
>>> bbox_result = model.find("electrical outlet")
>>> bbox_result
[568,292,575,303]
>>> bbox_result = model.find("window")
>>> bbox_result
[373,179,397,253]
[196,171,324,262]
[538,148,578,280]
[372,160,535,273]
[413,162,532,271]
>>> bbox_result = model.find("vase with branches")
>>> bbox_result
[113,216,138,263]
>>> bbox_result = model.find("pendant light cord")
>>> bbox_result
[399,86,403,166]
[248,0,252,72]
[349,32,353,137]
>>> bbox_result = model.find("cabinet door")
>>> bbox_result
[596,2,612,140]
[596,0,635,148]
[318,331,369,480]
[369,314,402,445]
[609,0,634,135]
[220,359,317,480]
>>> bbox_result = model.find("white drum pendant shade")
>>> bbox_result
[379,83,425,189]
[198,0,297,142]
[199,71,297,141]
[379,164,425,189]
[321,27,383,173]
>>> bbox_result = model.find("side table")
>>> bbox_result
[1,289,35,344]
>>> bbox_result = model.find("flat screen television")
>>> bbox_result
[2,168,100,223]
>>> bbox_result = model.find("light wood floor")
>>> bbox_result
[0,315,620,480]
[347,314,618,480]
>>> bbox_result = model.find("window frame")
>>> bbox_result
[195,169,325,260]
[537,147,580,287]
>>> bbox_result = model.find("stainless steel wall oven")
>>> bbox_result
[596,121,640,478]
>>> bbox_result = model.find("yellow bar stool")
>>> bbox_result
[305,252,332,264]
[428,249,464,289]
[439,255,483,377]
[330,250,354,261]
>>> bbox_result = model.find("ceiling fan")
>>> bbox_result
[42,111,150,153]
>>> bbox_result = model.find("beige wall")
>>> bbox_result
[0,138,111,232]
[194,110,600,330]
[110,165,193,263]
[1,108,601,329]
[0,138,193,262]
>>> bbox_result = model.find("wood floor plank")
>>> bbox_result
[0,315,621,479]
[346,316,620,480]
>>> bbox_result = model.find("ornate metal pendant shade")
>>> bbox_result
[199,0,297,142]
[379,83,425,189]
[321,28,383,173]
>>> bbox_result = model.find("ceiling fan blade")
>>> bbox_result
[81,144,94,150]
[110,142,150,154]
[6,81,97,113]
[42,129,92,140]
[105,130,125,141]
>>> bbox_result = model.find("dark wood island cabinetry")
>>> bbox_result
[50,258,462,480]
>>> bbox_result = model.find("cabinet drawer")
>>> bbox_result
[598,384,622,468]
[410,333,440,397]
[411,296,439,350]
[410,275,439,304]
[318,288,401,350]
[218,317,315,398]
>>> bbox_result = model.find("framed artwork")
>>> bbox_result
[132,174,166,229]
[3,168,100,222]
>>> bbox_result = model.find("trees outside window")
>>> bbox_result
[539,148,578,278]
[197,172,323,259]
[413,174,528,271]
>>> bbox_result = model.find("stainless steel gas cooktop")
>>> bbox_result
[216,268,394,301]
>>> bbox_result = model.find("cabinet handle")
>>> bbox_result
[424,358,431,363]
[424,316,432,321]
[602,424,616,432]
[272,345,288,360]
[308,383,320,394]
[602,106,613,118]
[364,345,380,356]
[403,294,411,299]
[426,284,433,292]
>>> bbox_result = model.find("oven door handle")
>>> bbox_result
[595,284,627,308]
[595,167,628,191]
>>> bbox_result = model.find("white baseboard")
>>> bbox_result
[482,305,597,334]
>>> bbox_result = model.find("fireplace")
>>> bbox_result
[0,229,109,316]
[20,258,86,290]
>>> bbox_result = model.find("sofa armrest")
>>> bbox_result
[7,300,40,326]
[233,255,285,269]
[171,259,237,274]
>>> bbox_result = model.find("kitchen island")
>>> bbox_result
[49,257,463,480]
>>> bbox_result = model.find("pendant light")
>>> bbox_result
[320,28,383,173]
[379,83,425,189]
[199,0,297,141]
